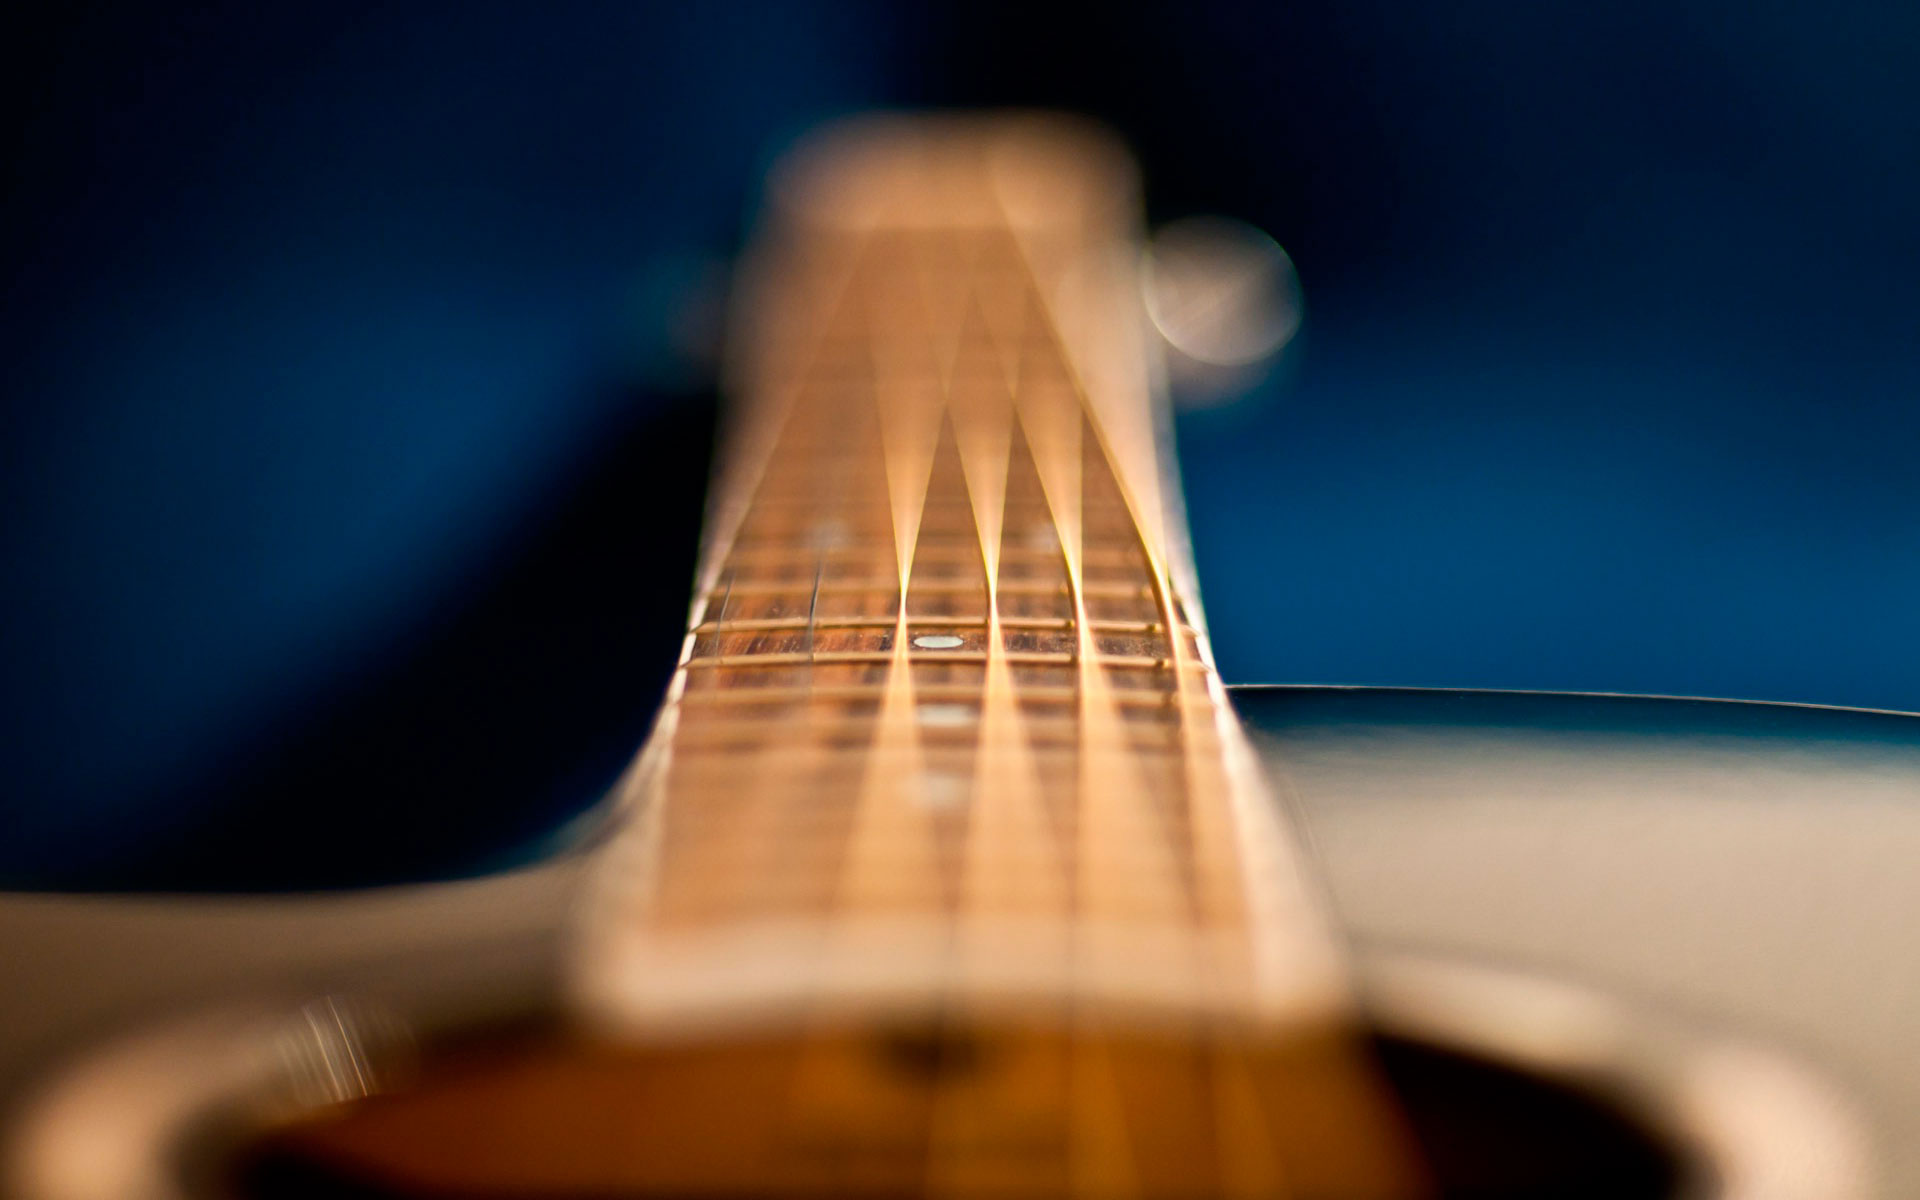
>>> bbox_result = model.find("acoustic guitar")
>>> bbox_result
[1,114,1908,1199]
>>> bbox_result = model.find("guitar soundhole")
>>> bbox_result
[873,1028,988,1084]
[222,1028,1689,1200]
[1373,1036,1687,1199]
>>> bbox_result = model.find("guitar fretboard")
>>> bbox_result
[573,117,1348,1032]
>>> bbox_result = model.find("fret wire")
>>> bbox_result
[721,541,1147,565]
[681,651,1200,671]
[664,738,1205,761]
[686,632,1206,663]
[715,578,1150,598]
[577,121,1347,1034]
[672,683,1216,709]
[668,699,1214,728]
[668,715,1217,746]
[693,615,1176,635]
[656,829,1200,865]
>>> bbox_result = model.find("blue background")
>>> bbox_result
[5,1,1919,887]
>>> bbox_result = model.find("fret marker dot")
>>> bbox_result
[807,519,850,551]
[912,634,965,650]
[917,703,975,728]
[917,771,969,809]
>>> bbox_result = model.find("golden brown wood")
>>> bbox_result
[240,1021,1418,1199]
[571,115,1361,1038]
[229,115,1429,1200]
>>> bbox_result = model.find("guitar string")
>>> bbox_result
[588,128,1346,1032]
[551,121,1420,1197]
[660,181,1219,967]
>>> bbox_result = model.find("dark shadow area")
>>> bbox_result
[11,0,1920,876]
[1373,1034,1690,1199]
[48,387,714,892]
[1229,684,1920,748]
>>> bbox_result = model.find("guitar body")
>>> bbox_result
[3,116,1903,1199]
[2,687,1904,1198]
[1250,686,1911,1198]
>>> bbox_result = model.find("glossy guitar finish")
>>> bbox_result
[1249,687,1911,1198]
[3,688,1905,1198]
[7,115,1420,1200]
[1,116,1905,1198]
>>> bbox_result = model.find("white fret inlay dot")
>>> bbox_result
[912,634,965,650]
[916,703,975,728]
[917,771,969,809]
[807,519,850,551]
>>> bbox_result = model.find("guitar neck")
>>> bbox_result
[573,116,1349,1032]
